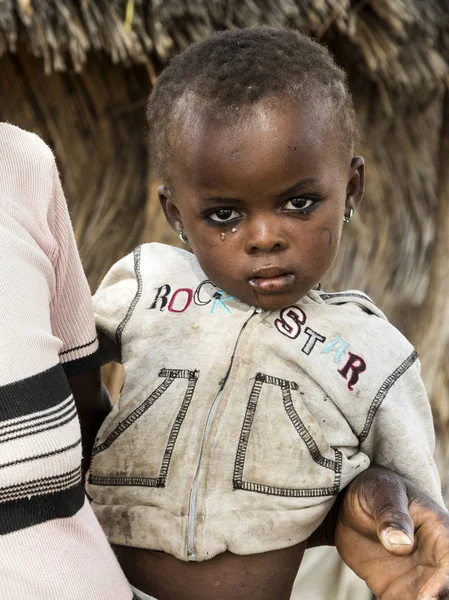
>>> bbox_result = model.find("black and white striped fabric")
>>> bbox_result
[0,363,84,534]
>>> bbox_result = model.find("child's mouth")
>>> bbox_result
[248,272,295,293]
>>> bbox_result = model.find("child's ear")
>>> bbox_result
[158,185,183,233]
[345,156,365,213]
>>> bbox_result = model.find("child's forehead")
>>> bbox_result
[170,98,347,166]
[167,99,351,193]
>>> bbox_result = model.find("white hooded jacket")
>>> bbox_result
[87,243,442,562]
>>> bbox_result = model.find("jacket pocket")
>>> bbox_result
[89,368,198,488]
[233,372,341,497]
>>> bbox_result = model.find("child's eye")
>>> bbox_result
[283,197,316,212]
[209,208,241,222]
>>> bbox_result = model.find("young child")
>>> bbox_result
[86,28,445,600]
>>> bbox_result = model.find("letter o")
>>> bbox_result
[168,288,193,313]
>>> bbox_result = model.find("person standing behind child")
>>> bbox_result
[0,123,133,599]
[87,28,449,600]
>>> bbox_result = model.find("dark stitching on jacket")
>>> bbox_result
[258,372,298,390]
[160,370,199,481]
[115,245,143,347]
[89,475,165,487]
[234,481,339,497]
[59,337,97,356]
[358,350,418,443]
[160,368,198,380]
[318,291,374,303]
[234,374,263,483]
[233,372,338,497]
[281,383,336,470]
[92,373,176,456]
[333,448,342,490]
[90,368,199,488]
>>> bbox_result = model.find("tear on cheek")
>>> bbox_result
[319,228,333,247]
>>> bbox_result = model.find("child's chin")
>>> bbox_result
[253,293,304,312]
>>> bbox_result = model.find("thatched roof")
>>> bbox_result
[2,0,449,94]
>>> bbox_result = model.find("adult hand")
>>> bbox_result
[335,465,449,600]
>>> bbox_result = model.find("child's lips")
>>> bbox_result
[248,272,295,293]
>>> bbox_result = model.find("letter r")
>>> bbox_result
[149,284,171,311]
[338,352,366,391]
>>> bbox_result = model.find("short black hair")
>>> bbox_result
[147,27,356,180]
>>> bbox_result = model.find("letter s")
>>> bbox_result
[275,306,306,339]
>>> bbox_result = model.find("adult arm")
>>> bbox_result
[309,465,449,600]
[67,369,111,478]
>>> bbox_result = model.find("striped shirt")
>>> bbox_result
[0,123,132,599]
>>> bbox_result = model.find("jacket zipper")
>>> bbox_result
[187,308,261,560]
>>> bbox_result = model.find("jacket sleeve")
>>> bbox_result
[92,247,141,366]
[358,353,444,507]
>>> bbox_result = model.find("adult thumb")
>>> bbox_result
[358,467,415,555]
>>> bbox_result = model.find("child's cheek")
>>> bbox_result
[318,227,334,248]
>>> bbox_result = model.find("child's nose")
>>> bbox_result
[244,218,288,254]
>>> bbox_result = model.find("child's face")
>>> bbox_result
[159,100,364,311]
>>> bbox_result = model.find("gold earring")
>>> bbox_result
[343,208,354,224]
[179,229,188,244]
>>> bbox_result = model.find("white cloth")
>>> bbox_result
[291,547,372,599]
[131,584,158,600]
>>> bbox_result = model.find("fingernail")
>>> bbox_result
[385,530,412,546]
